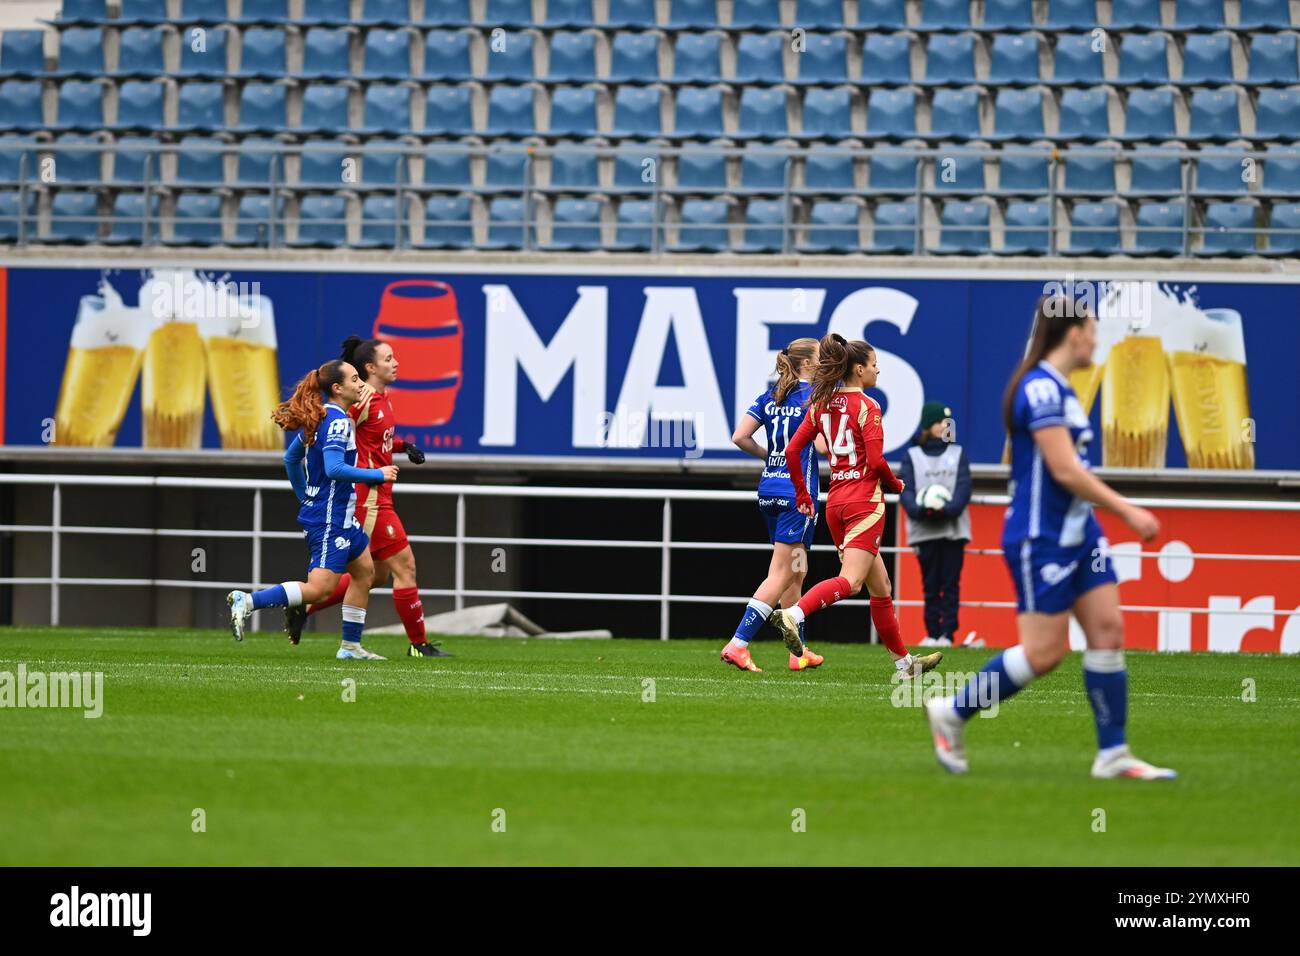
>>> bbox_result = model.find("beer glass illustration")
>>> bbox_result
[1100,282,1171,468]
[201,284,282,450]
[54,280,150,447]
[373,279,463,427]
[140,270,207,448]
[1166,308,1253,470]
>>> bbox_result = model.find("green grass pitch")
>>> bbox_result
[1,627,1296,866]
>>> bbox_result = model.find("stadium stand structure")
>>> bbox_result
[0,0,1297,254]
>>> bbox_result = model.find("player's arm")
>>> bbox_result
[1033,427,1159,540]
[323,446,395,485]
[282,435,308,502]
[783,412,819,515]
[731,412,767,460]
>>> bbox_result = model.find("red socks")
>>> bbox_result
[307,573,351,615]
[393,586,427,645]
[797,576,852,617]
[870,596,908,657]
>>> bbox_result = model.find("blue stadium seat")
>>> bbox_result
[230,194,275,246]
[606,0,659,29]
[53,28,105,78]
[420,196,474,249]
[1129,148,1185,194]
[1266,202,1300,253]
[666,0,720,29]
[0,31,45,78]
[168,192,224,245]
[360,85,412,135]
[485,0,538,28]
[548,86,599,137]
[484,196,528,250]
[1117,34,1169,85]
[1200,201,1257,254]
[805,151,857,192]
[1067,200,1121,254]
[546,198,604,251]
[1254,88,1300,140]
[486,86,537,135]
[860,34,910,85]
[423,30,473,81]
[792,32,848,84]
[47,191,101,244]
[735,87,789,138]
[865,88,916,139]
[801,200,861,252]
[423,85,475,136]
[1062,149,1117,194]
[984,0,1036,29]
[546,0,596,29]
[936,201,990,253]
[112,80,166,131]
[176,0,230,25]
[672,198,730,251]
[419,0,473,28]
[1173,0,1225,29]
[484,151,528,189]
[174,135,225,185]
[923,33,976,85]
[550,149,600,189]
[673,86,726,137]
[54,0,108,26]
[297,140,352,187]
[177,26,230,77]
[1238,0,1294,28]
[1261,145,1300,196]
[233,136,279,186]
[236,27,288,78]
[1120,88,1178,140]
[739,152,788,192]
[997,151,1050,192]
[52,80,105,131]
[546,32,598,83]
[108,136,159,184]
[672,33,723,83]
[0,190,37,241]
[1194,150,1249,194]
[292,194,349,248]
[50,134,102,184]
[612,199,656,250]
[929,87,982,139]
[302,28,351,80]
[235,82,289,133]
[359,0,413,27]
[932,147,986,192]
[1188,87,1239,140]
[105,190,160,244]
[174,82,226,132]
[798,86,854,138]
[610,86,662,136]
[865,150,918,192]
[1179,34,1233,86]
[733,0,784,29]
[737,199,786,252]
[676,149,727,190]
[485,31,535,81]
[1050,34,1104,86]
[868,201,914,253]
[0,80,43,131]
[0,135,40,184]
[423,147,472,189]
[352,142,408,192]
[362,28,412,80]
[991,87,1045,140]
[236,0,289,24]
[795,0,846,28]
[614,150,659,190]
[608,32,660,82]
[1109,0,1163,29]
[988,34,1042,86]
[734,33,785,84]
[1248,34,1299,85]
[916,0,972,30]
[1057,87,1112,140]
[1001,200,1050,253]
[857,0,907,29]
[114,28,166,78]
[1134,201,1186,253]
[300,83,351,133]
[356,195,402,248]
[1046,0,1096,28]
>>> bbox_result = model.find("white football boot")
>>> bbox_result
[1090,746,1177,780]
[337,641,386,661]
[227,591,252,642]
[925,696,969,774]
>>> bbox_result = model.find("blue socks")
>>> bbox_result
[250,582,302,611]
[953,645,1036,721]
[341,604,366,644]
[731,598,772,647]
[1084,649,1128,750]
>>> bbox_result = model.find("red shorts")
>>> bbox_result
[824,500,886,555]
[356,502,409,562]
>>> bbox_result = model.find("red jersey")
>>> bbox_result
[349,387,405,508]
[785,388,902,510]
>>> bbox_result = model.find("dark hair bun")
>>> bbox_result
[340,335,364,362]
[831,333,847,345]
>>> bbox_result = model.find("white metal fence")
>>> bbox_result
[0,472,1296,638]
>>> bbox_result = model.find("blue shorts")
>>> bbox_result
[1005,533,1118,615]
[759,497,815,549]
[303,516,370,574]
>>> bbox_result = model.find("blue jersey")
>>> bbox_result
[1003,361,1102,549]
[746,381,819,504]
[298,403,360,532]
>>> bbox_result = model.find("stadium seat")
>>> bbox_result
[360,84,412,135]
[917,0,972,30]
[546,32,598,83]
[550,149,600,189]
[805,151,857,192]
[545,0,596,29]
[1001,200,1051,253]
[734,33,785,84]
[174,135,225,185]
[1066,200,1121,254]
[988,34,1042,86]
[359,0,413,27]
[1120,88,1178,140]
[47,191,101,244]
[362,29,412,81]
[174,82,227,132]
[1238,0,1294,29]
[485,31,535,81]
[236,0,289,24]
[299,83,351,134]
[236,28,288,79]
[1057,87,1113,140]
[1254,88,1300,140]
[0,80,44,131]
[857,0,908,29]
[612,199,657,250]
[606,0,659,29]
[1200,201,1257,254]
[936,201,991,253]
[671,199,730,252]
[423,85,475,136]
[666,0,720,30]
[53,28,105,78]
[302,28,352,80]
[106,191,161,244]
[49,134,102,185]
[865,150,918,193]
[176,0,230,25]
[419,0,473,28]
[997,151,1050,193]
[113,80,165,131]
[1179,34,1233,87]
[547,86,599,137]
[1173,0,1225,29]
[233,136,279,186]
[610,86,662,137]
[1247,34,1299,86]
[739,152,788,192]
[608,32,660,83]
[0,190,37,241]
[672,33,723,84]
[54,0,109,25]
[296,140,352,187]
[1265,202,1300,254]
[546,198,604,251]
[168,192,225,245]
[672,86,726,138]
[792,32,849,85]
[868,200,915,253]
[484,151,528,189]
[923,33,976,85]
[737,198,787,252]
[1261,145,1300,196]
[356,195,402,248]
[1135,201,1186,253]
[109,136,160,184]
[486,86,537,136]
[484,196,528,250]
[800,200,861,252]
[792,0,845,28]
[234,82,289,134]
[0,135,40,184]
[1046,0,1096,28]
[860,34,911,86]
[990,88,1045,140]
[1117,34,1169,86]
[419,196,474,249]
[614,150,659,191]
[732,0,784,29]
[485,0,536,28]
[114,27,166,78]
[0,31,45,78]
[933,147,986,192]
[929,88,982,140]
[52,80,105,131]
[735,87,789,138]
[230,193,276,246]
[291,194,349,248]
[1050,33,1103,86]
[1109,0,1163,29]
[1188,88,1239,141]
[1194,150,1249,194]
[865,88,917,139]
[794,86,850,139]
[423,30,473,81]
[1129,148,1186,194]
[177,26,230,77]
[422,146,473,189]
[984,0,1036,29]
[676,149,727,191]
[1062,150,1117,194]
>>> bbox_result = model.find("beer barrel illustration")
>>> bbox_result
[372,279,463,427]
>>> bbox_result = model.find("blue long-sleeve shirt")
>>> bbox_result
[283,434,384,503]
[284,404,385,528]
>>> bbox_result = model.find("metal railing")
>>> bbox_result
[0,472,1296,639]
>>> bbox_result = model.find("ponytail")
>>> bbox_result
[340,335,384,381]
[1001,295,1093,434]
[807,332,874,412]
[272,360,348,445]
[771,336,818,404]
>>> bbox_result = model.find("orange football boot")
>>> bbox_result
[720,642,762,672]
[789,645,824,670]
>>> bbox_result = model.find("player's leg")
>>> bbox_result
[228,563,337,643]
[779,556,824,670]
[337,531,385,660]
[721,541,801,672]
[369,507,449,658]
[864,553,942,677]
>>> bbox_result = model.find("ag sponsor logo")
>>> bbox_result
[831,468,863,481]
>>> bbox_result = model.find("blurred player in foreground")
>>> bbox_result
[283,337,451,658]
[925,297,1176,780]
[226,360,395,660]
[723,337,829,672]
[768,333,943,680]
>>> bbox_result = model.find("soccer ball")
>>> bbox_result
[920,484,952,511]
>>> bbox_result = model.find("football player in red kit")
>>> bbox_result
[770,333,942,679]
[283,336,452,658]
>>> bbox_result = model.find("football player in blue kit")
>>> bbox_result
[722,337,829,672]
[226,360,397,660]
[926,297,1176,780]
